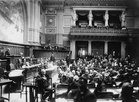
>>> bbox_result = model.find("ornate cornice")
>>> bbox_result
[42,0,127,8]
[41,0,64,10]
[65,0,127,6]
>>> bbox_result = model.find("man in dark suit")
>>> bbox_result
[5,48,10,57]
[66,54,70,66]
[50,52,55,62]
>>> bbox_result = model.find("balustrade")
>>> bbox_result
[70,27,128,36]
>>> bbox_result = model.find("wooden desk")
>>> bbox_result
[23,64,40,82]
[23,83,38,102]
[0,79,12,101]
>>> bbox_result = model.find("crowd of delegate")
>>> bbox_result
[57,54,139,87]
[12,53,139,102]
[34,53,139,102]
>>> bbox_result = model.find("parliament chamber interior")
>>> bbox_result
[0,0,139,102]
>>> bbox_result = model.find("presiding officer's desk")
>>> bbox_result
[8,63,41,102]
[21,64,41,102]
[22,64,41,82]
[8,63,41,90]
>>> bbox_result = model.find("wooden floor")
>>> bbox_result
[1,85,139,102]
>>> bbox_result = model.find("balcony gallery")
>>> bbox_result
[71,10,127,36]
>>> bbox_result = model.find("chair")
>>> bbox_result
[0,68,5,80]
[0,98,4,102]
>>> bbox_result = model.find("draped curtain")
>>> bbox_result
[77,11,89,16]
[94,12,103,17]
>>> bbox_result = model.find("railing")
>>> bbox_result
[70,27,128,36]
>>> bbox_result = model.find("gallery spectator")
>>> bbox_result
[5,48,10,57]
[50,52,55,62]
[35,69,53,102]
[74,77,91,102]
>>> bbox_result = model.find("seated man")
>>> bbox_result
[120,82,137,102]
[74,77,91,102]
[85,93,97,102]
[35,69,53,102]
[66,77,80,98]
[94,79,106,98]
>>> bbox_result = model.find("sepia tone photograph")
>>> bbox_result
[0,0,139,102]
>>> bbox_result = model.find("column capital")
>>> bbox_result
[88,10,93,18]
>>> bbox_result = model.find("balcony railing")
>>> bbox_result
[70,27,128,36]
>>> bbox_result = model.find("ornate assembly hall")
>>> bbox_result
[0,0,139,102]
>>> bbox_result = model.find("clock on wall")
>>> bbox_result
[46,16,55,27]
[49,19,53,23]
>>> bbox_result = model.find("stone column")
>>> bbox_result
[121,41,126,58]
[27,0,33,42]
[72,10,78,26]
[35,0,41,43]
[104,41,108,55]
[88,10,93,27]
[27,0,40,45]
[88,41,92,55]
[104,10,109,27]
[70,40,76,59]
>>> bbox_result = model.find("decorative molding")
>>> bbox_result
[64,27,70,34]
[46,28,56,34]
[72,6,126,11]
[65,0,127,6]
[42,0,64,11]
[64,16,72,27]
[45,34,56,45]
[46,15,56,27]
[42,0,127,10]
[45,8,56,15]
[69,35,128,41]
